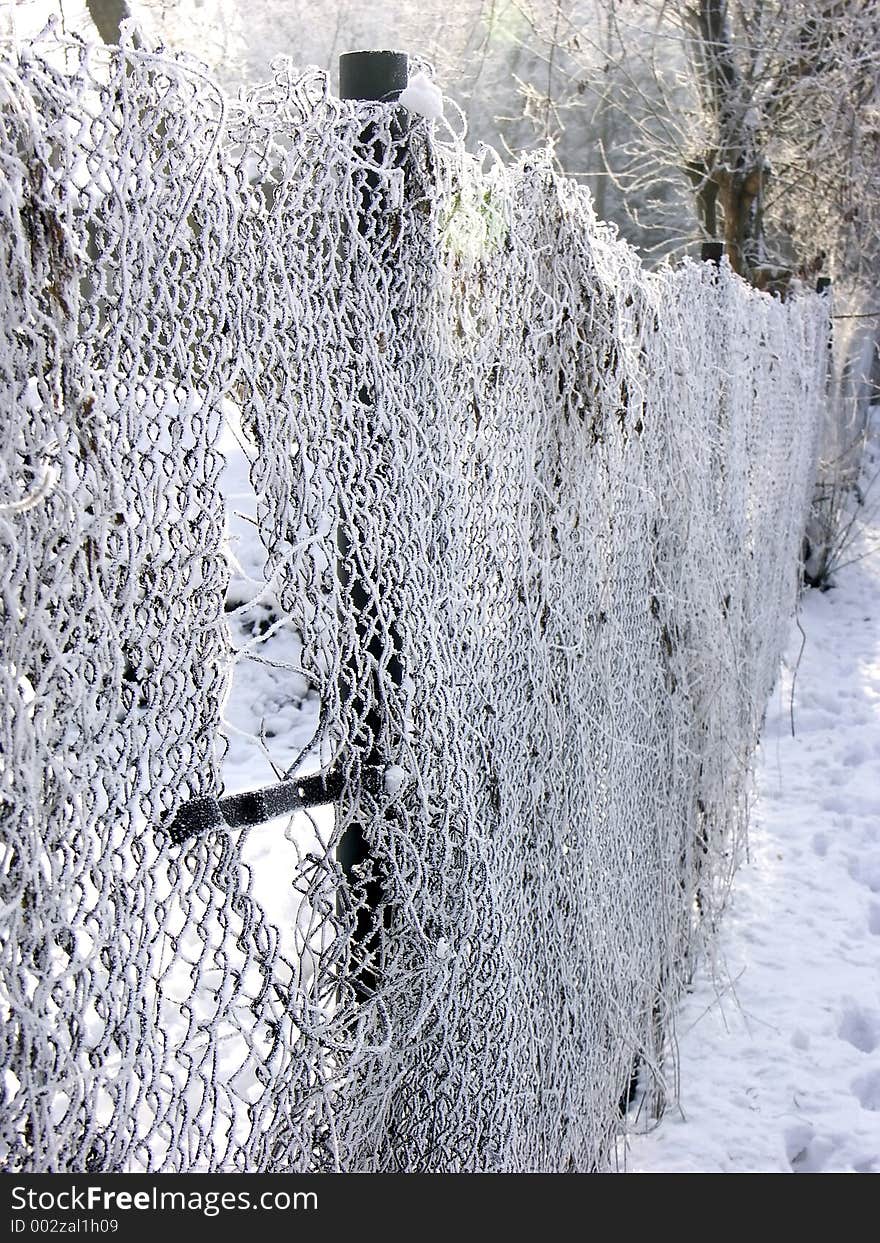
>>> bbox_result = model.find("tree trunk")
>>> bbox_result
[85,0,131,46]
[688,2,766,281]
[715,165,764,276]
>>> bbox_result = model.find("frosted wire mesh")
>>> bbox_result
[0,32,828,1171]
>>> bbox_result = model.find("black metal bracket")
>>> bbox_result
[165,767,346,846]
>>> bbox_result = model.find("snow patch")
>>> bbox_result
[399,71,443,120]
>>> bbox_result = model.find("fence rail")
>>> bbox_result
[0,31,828,1172]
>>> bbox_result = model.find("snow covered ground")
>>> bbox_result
[624,440,880,1173]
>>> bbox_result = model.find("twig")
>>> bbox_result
[790,610,807,738]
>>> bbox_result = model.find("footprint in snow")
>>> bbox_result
[852,1069,880,1112]
[842,743,868,766]
[784,1122,837,1173]
[848,855,880,893]
[838,1002,880,1054]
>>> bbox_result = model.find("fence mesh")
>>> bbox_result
[0,29,828,1171]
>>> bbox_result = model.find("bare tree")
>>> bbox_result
[515,0,880,291]
[678,1,880,285]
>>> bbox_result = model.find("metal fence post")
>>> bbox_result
[336,51,409,1000]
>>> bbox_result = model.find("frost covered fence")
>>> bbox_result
[0,31,829,1173]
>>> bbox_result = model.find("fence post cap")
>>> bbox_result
[339,50,409,101]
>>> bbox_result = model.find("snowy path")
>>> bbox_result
[624,509,880,1173]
